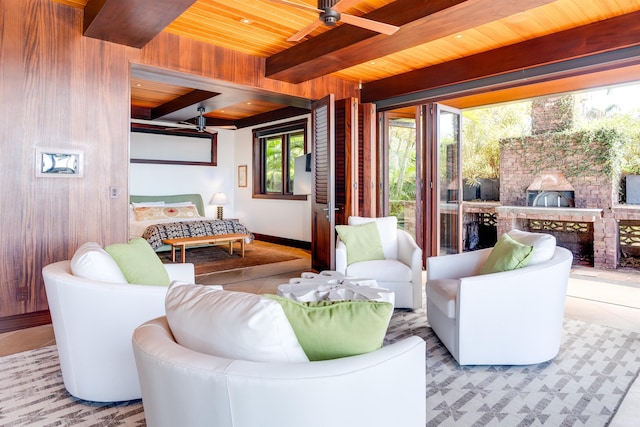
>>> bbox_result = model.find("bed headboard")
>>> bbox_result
[129,194,206,216]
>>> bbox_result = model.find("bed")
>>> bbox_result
[129,194,253,252]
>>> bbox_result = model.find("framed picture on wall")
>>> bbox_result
[36,148,83,178]
[238,165,247,187]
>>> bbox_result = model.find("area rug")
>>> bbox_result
[156,245,301,275]
[385,309,640,426]
[1,312,638,426]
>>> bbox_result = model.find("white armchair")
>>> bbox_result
[335,216,423,309]
[42,260,194,402]
[426,233,573,366]
[132,316,426,427]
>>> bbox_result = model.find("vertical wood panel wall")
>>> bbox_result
[0,0,136,326]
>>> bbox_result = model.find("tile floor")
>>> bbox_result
[1,241,638,425]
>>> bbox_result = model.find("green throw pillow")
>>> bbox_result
[479,233,534,275]
[335,221,385,265]
[266,295,393,361]
[105,238,170,286]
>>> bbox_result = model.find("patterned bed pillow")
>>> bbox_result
[133,205,200,222]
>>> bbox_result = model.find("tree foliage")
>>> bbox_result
[461,102,531,183]
[388,119,417,201]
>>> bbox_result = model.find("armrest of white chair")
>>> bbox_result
[426,248,491,280]
[397,229,422,277]
[164,263,195,283]
[335,238,347,274]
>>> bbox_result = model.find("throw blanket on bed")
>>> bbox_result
[142,219,254,250]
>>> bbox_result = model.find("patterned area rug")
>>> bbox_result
[385,309,640,426]
[0,310,638,426]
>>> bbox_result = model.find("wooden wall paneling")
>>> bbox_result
[358,103,377,217]
[0,0,135,327]
[138,32,359,102]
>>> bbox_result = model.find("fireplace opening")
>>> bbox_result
[526,173,575,207]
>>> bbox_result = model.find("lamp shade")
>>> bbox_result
[210,192,228,205]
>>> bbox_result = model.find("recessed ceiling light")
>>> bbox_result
[136,83,142,87]
[240,18,251,24]
[370,61,376,65]
[455,34,463,39]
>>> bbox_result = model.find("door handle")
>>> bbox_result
[322,203,338,220]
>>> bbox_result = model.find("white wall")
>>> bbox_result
[129,129,236,218]
[129,117,312,243]
[233,115,312,242]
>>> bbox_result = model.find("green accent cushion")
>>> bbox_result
[266,295,393,361]
[105,238,170,286]
[479,233,534,275]
[335,221,385,265]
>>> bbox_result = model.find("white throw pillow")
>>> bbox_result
[70,242,128,283]
[348,216,398,259]
[507,229,556,265]
[165,282,309,363]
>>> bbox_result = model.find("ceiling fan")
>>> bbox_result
[268,0,400,42]
[131,107,237,133]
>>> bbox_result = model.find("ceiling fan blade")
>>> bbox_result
[266,0,320,13]
[331,0,365,13]
[287,19,324,42]
[339,14,399,35]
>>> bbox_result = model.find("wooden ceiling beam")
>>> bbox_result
[265,0,556,83]
[150,90,219,120]
[235,106,311,129]
[83,0,197,48]
[361,11,640,104]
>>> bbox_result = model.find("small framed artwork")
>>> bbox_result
[238,165,247,187]
[36,148,83,178]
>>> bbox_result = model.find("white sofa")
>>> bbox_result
[335,216,423,309]
[426,232,573,365]
[132,316,426,427]
[42,259,194,402]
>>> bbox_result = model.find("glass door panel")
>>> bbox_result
[387,112,418,239]
[437,106,463,254]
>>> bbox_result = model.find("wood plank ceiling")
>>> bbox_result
[54,0,640,127]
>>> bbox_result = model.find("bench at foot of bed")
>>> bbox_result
[162,234,250,263]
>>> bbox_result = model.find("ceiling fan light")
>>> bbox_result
[321,9,340,26]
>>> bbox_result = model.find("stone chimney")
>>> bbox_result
[531,95,574,135]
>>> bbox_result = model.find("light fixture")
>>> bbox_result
[210,192,228,219]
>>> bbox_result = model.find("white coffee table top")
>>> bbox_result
[277,271,395,306]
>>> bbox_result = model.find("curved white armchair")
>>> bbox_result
[42,260,194,402]
[335,216,423,309]
[132,316,426,427]
[426,245,573,365]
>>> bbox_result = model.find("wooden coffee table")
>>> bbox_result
[162,233,249,263]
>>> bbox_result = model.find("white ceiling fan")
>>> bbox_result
[131,107,237,133]
[268,0,400,42]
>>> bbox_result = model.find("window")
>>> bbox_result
[252,119,308,199]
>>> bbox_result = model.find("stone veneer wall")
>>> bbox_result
[499,134,619,269]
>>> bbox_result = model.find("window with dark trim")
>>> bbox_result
[252,118,308,200]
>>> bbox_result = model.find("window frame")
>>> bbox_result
[252,118,308,200]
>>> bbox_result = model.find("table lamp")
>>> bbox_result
[210,192,228,219]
